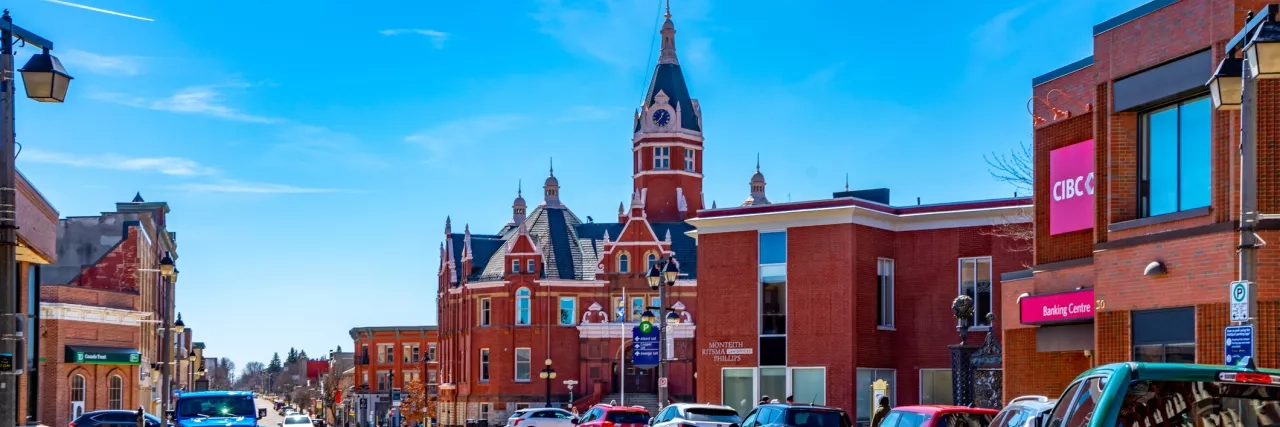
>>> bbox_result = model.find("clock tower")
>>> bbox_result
[632,4,704,222]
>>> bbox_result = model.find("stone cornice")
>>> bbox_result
[40,302,150,326]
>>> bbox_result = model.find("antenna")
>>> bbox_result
[41,0,154,21]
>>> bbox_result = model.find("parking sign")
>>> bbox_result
[1230,281,1255,322]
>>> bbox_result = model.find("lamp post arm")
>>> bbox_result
[1228,4,1280,53]
[0,19,52,50]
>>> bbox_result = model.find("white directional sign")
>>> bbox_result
[1230,281,1256,323]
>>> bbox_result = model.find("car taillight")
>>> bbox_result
[601,421,616,427]
[1219,372,1280,384]
[69,422,76,427]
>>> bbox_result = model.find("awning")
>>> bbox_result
[65,345,141,365]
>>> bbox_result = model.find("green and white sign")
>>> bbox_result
[65,346,141,365]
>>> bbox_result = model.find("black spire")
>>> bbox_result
[131,192,144,203]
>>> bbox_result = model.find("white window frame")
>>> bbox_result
[877,258,895,329]
[684,149,695,172]
[514,347,531,382]
[720,367,758,412]
[516,288,531,326]
[654,146,670,169]
[480,404,491,422]
[479,298,491,326]
[428,342,437,362]
[108,375,123,409]
[560,296,577,326]
[957,257,994,329]
[918,368,952,405]
[527,259,536,274]
[631,297,645,322]
[618,253,630,273]
[479,348,490,382]
[787,366,828,406]
[512,259,521,274]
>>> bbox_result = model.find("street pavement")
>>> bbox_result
[256,398,287,427]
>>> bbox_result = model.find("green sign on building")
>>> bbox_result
[65,346,141,365]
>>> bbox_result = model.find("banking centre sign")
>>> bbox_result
[65,346,142,365]
[1049,139,1096,236]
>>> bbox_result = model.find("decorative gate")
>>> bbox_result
[970,331,1004,409]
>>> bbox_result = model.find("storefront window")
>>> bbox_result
[920,369,953,405]
[855,369,895,422]
[1132,307,1195,364]
[1141,96,1211,217]
[791,368,826,406]
[722,369,755,417]
[760,368,786,403]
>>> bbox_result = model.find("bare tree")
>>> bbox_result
[984,141,1034,255]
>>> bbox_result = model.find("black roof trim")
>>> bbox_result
[1094,0,1180,36]
[1032,56,1093,87]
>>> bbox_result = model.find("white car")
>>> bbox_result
[280,415,312,427]
[506,408,578,427]
[650,404,741,427]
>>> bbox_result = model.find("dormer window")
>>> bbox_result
[527,259,535,273]
[653,147,670,169]
[618,253,631,273]
[511,259,520,274]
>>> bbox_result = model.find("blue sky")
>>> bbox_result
[11,0,1145,371]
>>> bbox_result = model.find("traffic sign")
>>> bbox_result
[658,377,668,388]
[632,323,660,369]
[1230,281,1256,322]
[1226,325,1255,367]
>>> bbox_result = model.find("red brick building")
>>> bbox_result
[687,187,1031,420]
[435,7,704,426]
[1002,0,1280,402]
[349,326,440,427]
[12,170,60,426]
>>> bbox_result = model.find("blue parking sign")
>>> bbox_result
[632,322,659,369]
[1225,325,1254,367]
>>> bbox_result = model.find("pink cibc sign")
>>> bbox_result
[1048,139,1096,235]
[1020,289,1095,325]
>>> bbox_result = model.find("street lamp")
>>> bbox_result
[1205,5,1280,346]
[174,313,186,334]
[644,257,679,409]
[538,359,556,407]
[0,11,73,427]
[188,353,197,390]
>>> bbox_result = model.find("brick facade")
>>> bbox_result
[1005,0,1280,404]
[350,327,439,427]
[688,195,1032,418]
[14,170,59,426]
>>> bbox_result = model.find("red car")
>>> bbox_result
[878,405,998,427]
[573,404,652,427]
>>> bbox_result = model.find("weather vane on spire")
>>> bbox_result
[665,0,672,19]
[756,153,761,172]
[518,179,523,196]
[549,158,555,175]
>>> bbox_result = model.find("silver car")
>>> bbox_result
[650,403,741,427]
[990,395,1058,427]
[506,408,578,427]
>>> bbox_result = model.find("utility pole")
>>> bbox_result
[1239,39,1260,324]
[0,13,19,427]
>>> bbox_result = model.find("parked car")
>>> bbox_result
[507,408,578,427]
[1040,362,1280,427]
[740,403,851,427]
[989,396,1057,427]
[872,405,997,427]
[70,410,166,427]
[574,404,652,427]
[279,415,313,427]
[170,391,264,427]
[650,403,741,427]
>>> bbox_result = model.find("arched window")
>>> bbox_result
[618,253,630,273]
[515,288,531,326]
[647,253,659,271]
[108,375,123,409]
[70,374,85,402]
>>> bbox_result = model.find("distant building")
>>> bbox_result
[350,326,440,427]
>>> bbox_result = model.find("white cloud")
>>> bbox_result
[532,0,713,69]
[57,49,145,76]
[21,150,218,176]
[405,114,528,162]
[90,84,282,124]
[165,179,342,194]
[380,28,450,49]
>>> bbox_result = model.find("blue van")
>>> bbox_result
[169,391,266,427]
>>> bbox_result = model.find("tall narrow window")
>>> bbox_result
[759,231,788,366]
[70,374,85,402]
[109,375,123,409]
[647,253,658,271]
[527,259,536,274]
[479,349,490,382]
[514,348,531,381]
[654,146,670,169]
[877,259,895,328]
[559,297,576,326]
[516,288,532,325]
[684,149,695,172]
[479,298,491,326]
[1141,96,1211,217]
[428,343,437,362]
[631,297,645,322]
[404,345,413,363]
[618,253,630,273]
[511,259,521,274]
[958,257,993,327]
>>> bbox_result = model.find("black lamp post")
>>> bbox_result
[645,257,679,408]
[0,11,72,427]
[948,295,977,407]
[538,359,556,407]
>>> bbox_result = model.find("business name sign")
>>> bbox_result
[1020,289,1095,325]
[66,346,141,365]
[700,341,753,363]
[1049,139,1096,235]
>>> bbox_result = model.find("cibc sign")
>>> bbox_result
[1019,289,1095,325]
[1049,139,1096,235]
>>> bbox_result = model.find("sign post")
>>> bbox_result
[632,321,660,369]
[563,380,578,407]
[1230,281,1256,323]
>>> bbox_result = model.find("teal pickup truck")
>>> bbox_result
[1041,362,1280,427]
[169,391,267,427]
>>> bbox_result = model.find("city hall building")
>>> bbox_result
[686,188,1032,421]
[1001,0,1280,401]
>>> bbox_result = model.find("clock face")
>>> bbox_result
[652,109,671,127]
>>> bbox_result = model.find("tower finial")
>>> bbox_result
[550,158,554,176]
[518,179,522,196]
[665,0,671,19]
[756,153,760,172]
[845,173,850,192]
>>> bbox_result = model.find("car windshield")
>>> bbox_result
[605,412,650,423]
[177,396,256,418]
[284,417,312,425]
[1117,379,1280,427]
[935,413,993,427]
[785,409,850,427]
[684,408,741,423]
